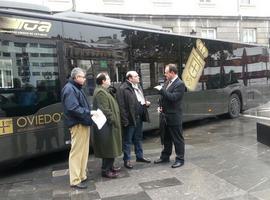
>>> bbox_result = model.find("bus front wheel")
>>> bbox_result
[228,93,241,118]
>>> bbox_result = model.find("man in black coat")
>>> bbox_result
[154,64,185,168]
[116,71,151,169]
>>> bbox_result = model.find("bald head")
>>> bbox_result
[126,71,140,84]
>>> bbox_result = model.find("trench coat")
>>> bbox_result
[92,86,122,158]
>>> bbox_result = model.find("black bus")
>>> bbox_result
[0,3,269,164]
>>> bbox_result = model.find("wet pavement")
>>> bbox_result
[1,116,270,199]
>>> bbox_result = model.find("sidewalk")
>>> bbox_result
[1,116,270,200]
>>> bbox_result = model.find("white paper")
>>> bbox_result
[154,85,162,91]
[91,109,107,130]
[90,110,98,115]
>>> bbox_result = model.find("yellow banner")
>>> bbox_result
[182,39,208,91]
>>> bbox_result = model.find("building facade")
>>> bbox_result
[20,0,270,46]
[74,0,270,47]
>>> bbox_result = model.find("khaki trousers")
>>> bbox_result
[69,124,90,185]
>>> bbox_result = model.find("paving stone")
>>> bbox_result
[139,177,182,190]
[102,191,151,200]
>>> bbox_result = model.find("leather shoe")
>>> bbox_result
[111,166,121,173]
[71,182,87,189]
[171,161,184,168]
[124,160,133,169]
[154,158,170,164]
[136,157,151,163]
[81,177,88,183]
[102,170,119,178]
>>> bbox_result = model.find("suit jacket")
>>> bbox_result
[159,77,185,126]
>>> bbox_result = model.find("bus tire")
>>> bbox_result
[228,93,241,118]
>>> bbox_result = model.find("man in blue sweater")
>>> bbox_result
[61,67,92,189]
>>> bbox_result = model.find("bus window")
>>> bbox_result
[157,62,165,85]
[0,27,62,117]
[62,22,129,94]
[130,31,180,93]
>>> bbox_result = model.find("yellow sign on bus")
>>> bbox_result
[182,39,208,91]
[0,118,13,135]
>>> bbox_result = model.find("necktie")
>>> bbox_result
[166,81,172,90]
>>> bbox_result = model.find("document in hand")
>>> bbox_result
[91,109,107,130]
[154,85,162,91]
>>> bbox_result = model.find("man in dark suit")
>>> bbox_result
[154,64,185,168]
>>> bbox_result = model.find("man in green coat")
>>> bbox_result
[92,72,122,178]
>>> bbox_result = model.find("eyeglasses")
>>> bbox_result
[77,75,86,79]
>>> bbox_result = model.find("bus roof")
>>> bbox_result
[0,3,267,47]
[0,3,168,34]
[0,0,51,14]
[53,11,167,32]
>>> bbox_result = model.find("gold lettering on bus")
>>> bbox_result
[52,113,61,122]
[44,114,52,124]
[0,17,52,35]
[28,115,35,125]
[16,113,62,128]
[17,117,27,128]
[38,115,45,124]
[182,39,208,91]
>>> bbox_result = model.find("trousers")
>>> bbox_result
[102,158,115,172]
[122,117,143,161]
[160,124,185,162]
[69,124,90,185]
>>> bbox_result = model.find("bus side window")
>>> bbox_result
[18,84,37,106]
[87,74,95,96]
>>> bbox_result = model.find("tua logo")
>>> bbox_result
[0,17,52,33]
[17,19,52,33]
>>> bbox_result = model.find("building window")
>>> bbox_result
[32,72,41,76]
[2,41,9,46]
[163,27,173,33]
[0,69,13,88]
[153,0,173,7]
[29,43,38,47]
[240,0,251,5]
[201,28,216,39]
[242,28,256,43]
[199,0,212,3]
[2,52,11,57]
[103,0,124,5]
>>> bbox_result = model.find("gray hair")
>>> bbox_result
[70,67,85,79]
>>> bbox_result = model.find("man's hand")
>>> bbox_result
[154,85,162,91]
[157,107,163,113]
